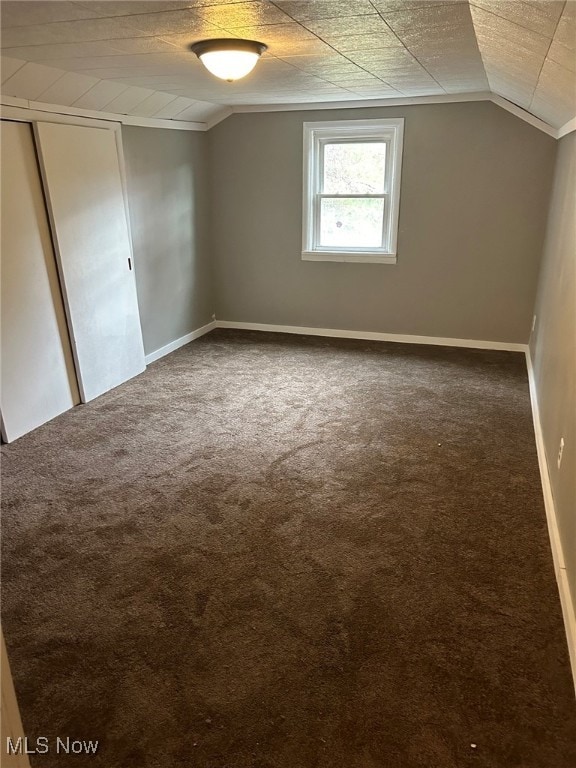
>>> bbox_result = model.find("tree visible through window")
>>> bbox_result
[321,142,387,248]
[302,119,404,263]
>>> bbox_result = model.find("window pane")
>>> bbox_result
[323,142,386,194]
[319,197,384,248]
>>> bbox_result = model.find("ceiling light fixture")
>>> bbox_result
[190,38,268,82]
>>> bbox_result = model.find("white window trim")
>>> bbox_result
[302,117,404,264]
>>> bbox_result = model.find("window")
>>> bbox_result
[302,118,404,264]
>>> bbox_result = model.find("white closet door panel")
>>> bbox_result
[34,121,145,403]
[0,120,80,442]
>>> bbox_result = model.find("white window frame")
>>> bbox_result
[302,118,404,264]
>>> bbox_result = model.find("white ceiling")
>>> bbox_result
[1,0,574,129]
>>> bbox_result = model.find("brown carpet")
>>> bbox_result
[1,329,575,768]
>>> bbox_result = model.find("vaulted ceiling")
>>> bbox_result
[1,0,575,129]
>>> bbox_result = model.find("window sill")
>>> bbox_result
[301,251,397,264]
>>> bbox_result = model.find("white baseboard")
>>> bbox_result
[215,320,528,352]
[145,321,216,364]
[526,350,576,694]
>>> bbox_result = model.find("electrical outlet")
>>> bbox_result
[531,315,537,333]
[557,437,565,469]
[211,313,216,321]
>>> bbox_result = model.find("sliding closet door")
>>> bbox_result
[0,121,80,442]
[34,122,145,403]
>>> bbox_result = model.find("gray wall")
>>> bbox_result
[122,125,214,356]
[530,132,576,608]
[208,101,556,343]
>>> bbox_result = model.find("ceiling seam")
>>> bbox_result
[468,0,568,113]
[528,0,567,114]
[71,79,131,110]
[466,0,491,94]
[0,55,26,80]
[469,0,566,43]
[5,4,212,29]
[368,1,447,94]
[25,65,72,101]
[1,6,247,52]
[468,0,550,114]
[266,1,403,96]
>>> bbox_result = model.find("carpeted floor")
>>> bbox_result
[1,329,575,768]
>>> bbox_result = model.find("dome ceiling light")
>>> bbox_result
[189,39,268,82]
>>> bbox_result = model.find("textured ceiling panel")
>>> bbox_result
[371,0,467,11]
[229,22,333,56]
[152,94,201,118]
[71,78,130,109]
[0,1,100,27]
[302,13,397,38]
[471,1,576,127]
[72,2,204,17]
[1,61,66,99]
[3,41,137,61]
[267,0,376,22]
[470,0,565,37]
[327,33,403,52]
[0,0,574,128]
[173,100,228,119]
[192,1,294,26]
[384,3,488,91]
[471,6,551,56]
[0,54,25,83]
[485,70,535,107]
[114,9,219,35]
[128,89,177,116]
[549,37,575,70]
[35,70,100,104]
[531,60,575,125]
[556,0,576,47]
[0,17,154,47]
[530,52,576,125]
[102,84,157,111]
